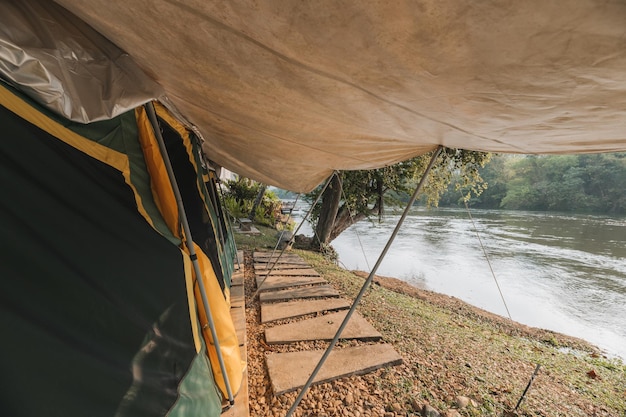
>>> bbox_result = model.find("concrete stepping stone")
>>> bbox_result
[234,250,244,271]
[256,275,327,292]
[259,285,339,303]
[252,252,303,262]
[265,344,403,395]
[254,262,310,270]
[231,270,244,287]
[264,310,382,344]
[230,284,244,308]
[255,268,320,277]
[230,306,245,346]
[261,298,351,323]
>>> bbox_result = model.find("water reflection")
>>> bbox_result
[325,207,626,360]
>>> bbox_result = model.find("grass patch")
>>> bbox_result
[290,248,626,416]
[233,223,280,251]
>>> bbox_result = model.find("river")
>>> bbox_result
[292,205,626,360]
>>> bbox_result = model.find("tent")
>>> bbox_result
[0,80,244,415]
[0,3,245,411]
[1,0,626,416]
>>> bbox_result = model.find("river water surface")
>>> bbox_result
[294,206,626,359]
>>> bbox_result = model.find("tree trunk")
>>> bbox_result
[329,208,368,242]
[248,184,267,220]
[314,174,342,246]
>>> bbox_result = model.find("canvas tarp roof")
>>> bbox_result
[4,0,626,193]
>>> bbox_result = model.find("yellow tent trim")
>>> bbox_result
[192,243,245,398]
[154,103,225,246]
[138,102,244,396]
[0,83,155,230]
[0,84,128,171]
[135,105,181,236]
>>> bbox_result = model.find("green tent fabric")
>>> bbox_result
[0,96,222,416]
[157,115,230,290]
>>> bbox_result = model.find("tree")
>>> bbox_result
[305,148,491,248]
[472,153,626,213]
[223,178,281,226]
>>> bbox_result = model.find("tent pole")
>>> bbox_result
[267,193,302,255]
[266,193,302,265]
[251,171,337,300]
[217,179,242,270]
[144,102,235,406]
[206,174,234,278]
[286,146,443,417]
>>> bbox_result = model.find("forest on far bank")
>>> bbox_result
[440,153,626,214]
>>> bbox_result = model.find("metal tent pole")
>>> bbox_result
[286,146,443,417]
[266,192,301,266]
[251,171,338,300]
[144,102,235,406]
[217,179,241,270]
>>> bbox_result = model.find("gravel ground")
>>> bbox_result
[243,250,626,417]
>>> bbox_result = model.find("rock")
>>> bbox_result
[345,393,355,406]
[383,413,394,417]
[422,404,441,417]
[443,410,461,417]
[454,396,470,408]
[391,403,403,412]
[410,398,423,412]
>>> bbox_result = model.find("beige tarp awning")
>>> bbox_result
[11,1,626,191]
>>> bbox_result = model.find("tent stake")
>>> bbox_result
[144,102,235,406]
[514,364,541,411]
[251,171,337,300]
[286,146,443,417]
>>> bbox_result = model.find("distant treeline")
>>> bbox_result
[440,153,626,214]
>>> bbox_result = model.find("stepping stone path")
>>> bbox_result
[253,251,403,395]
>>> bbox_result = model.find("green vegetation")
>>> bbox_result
[222,177,282,227]
[305,148,491,246]
[293,249,626,416]
[232,223,280,251]
[441,153,626,214]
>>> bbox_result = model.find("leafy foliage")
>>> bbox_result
[222,178,281,226]
[452,153,626,213]
[306,148,491,244]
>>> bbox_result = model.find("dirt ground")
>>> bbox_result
[243,250,626,417]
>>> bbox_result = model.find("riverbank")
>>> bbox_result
[236,227,625,416]
[238,224,626,417]
[329,207,626,360]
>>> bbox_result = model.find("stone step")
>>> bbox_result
[254,262,310,270]
[264,310,382,344]
[256,275,327,292]
[261,298,351,323]
[259,285,340,303]
[234,250,244,271]
[231,270,244,287]
[230,281,245,308]
[230,306,245,347]
[265,344,403,395]
[255,268,320,277]
[253,252,304,263]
